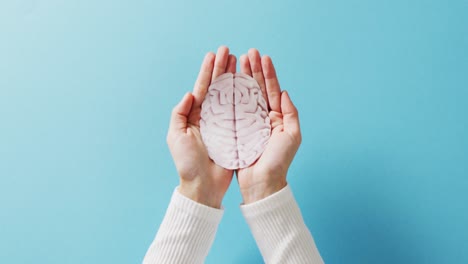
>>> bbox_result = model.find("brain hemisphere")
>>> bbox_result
[200,72,271,169]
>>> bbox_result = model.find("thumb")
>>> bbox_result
[169,92,194,135]
[281,91,301,140]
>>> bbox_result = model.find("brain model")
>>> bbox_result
[200,72,271,169]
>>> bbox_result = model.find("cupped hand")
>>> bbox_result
[237,49,302,204]
[167,46,237,208]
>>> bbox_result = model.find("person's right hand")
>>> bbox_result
[166,46,237,209]
[236,49,302,204]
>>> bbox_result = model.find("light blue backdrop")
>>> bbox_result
[1,0,467,263]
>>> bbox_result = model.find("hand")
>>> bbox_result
[237,49,302,204]
[167,46,237,208]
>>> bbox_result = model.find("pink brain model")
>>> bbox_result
[200,72,271,169]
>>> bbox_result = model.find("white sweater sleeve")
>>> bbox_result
[240,185,324,264]
[142,187,223,264]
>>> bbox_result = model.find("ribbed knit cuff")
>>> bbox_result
[240,184,295,218]
[240,185,324,264]
[172,187,224,223]
[142,187,224,264]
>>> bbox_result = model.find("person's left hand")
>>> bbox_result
[167,46,237,208]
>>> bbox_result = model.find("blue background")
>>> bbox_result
[1,0,467,263]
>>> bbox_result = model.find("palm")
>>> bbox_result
[237,111,298,189]
[174,113,232,185]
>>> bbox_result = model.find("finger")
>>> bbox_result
[169,92,194,135]
[192,52,215,109]
[239,54,252,76]
[240,54,252,76]
[248,48,268,107]
[212,45,230,81]
[226,54,237,73]
[281,91,301,141]
[262,55,281,112]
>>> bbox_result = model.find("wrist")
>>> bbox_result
[179,181,224,209]
[240,180,287,204]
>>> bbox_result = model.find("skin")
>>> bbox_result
[167,46,301,207]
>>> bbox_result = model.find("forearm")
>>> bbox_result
[241,185,324,264]
[143,187,223,264]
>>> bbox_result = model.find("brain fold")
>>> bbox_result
[200,72,271,169]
